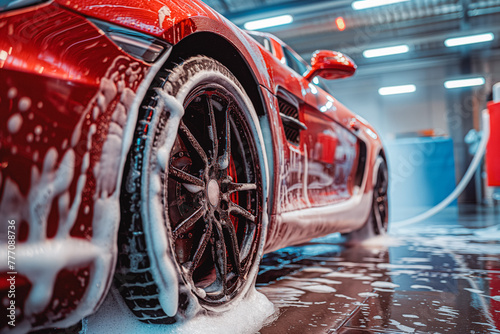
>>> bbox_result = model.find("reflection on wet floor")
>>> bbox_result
[257,205,500,333]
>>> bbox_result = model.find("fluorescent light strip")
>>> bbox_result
[444,33,494,47]
[379,84,416,96]
[444,77,485,89]
[363,45,409,58]
[244,15,293,30]
[352,0,409,10]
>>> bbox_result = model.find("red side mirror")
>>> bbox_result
[304,50,357,81]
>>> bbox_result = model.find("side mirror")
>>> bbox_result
[304,50,357,81]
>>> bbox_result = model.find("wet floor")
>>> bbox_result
[256,205,500,333]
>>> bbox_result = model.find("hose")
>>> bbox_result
[392,109,491,227]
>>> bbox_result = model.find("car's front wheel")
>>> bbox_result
[116,56,266,323]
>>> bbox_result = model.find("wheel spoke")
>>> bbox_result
[179,122,208,164]
[378,164,389,195]
[212,222,228,294]
[373,205,386,235]
[169,165,204,188]
[207,95,218,164]
[373,192,388,234]
[227,181,257,193]
[188,221,212,275]
[229,202,256,223]
[222,219,241,275]
[217,105,231,169]
[172,206,206,239]
[239,223,256,261]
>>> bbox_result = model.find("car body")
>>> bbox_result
[0,0,386,331]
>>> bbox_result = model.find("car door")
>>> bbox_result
[279,46,360,209]
[257,38,311,212]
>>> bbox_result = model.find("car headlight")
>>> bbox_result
[0,0,49,13]
[89,19,171,63]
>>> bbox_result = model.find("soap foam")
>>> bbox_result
[84,287,275,334]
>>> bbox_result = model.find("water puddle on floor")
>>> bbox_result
[256,206,500,333]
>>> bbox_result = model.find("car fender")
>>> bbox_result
[55,0,274,91]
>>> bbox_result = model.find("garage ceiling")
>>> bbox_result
[202,0,500,74]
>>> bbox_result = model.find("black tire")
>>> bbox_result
[344,155,389,243]
[115,56,266,323]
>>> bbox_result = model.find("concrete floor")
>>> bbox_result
[256,205,500,333]
[45,205,500,334]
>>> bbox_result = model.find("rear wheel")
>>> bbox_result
[344,155,389,243]
[116,56,265,323]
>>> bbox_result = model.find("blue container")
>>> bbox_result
[385,136,457,218]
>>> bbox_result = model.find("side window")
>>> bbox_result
[283,47,308,76]
[248,34,273,53]
[262,38,272,53]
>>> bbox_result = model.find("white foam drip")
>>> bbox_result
[0,146,91,315]
[7,113,22,134]
[18,96,32,112]
[0,55,156,330]
[7,87,17,99]
[158,5,171,28]
[145,89,185,317]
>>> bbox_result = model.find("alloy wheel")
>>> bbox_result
[166,85,262,303]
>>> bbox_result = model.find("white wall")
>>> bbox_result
[326,63,452,140]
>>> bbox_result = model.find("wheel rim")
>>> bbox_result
[165,84,261,304]
[373,159,389,234]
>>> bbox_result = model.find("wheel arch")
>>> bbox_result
[166,31,277,216]
[167,32,266,118]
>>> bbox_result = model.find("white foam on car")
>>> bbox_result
[143,88,185,318]
[0,33,274,329]
[7,113,22,134]
[84,286,274,334]
[0,52,168,330]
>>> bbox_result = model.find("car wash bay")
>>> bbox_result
[256,205,500,333]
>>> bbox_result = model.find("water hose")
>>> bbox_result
[393,109,491,227]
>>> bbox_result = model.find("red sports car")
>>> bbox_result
[0,0,388,331]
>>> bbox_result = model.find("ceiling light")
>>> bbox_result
[378,84,416,96]
[352,0,409,10]
[444,77,485,89]
[244,15,293,30]
[444,33,494,47]
[363,45,409,58]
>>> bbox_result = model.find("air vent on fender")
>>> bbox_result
[278,97,306,146]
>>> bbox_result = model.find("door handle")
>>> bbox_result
[349,118,360,131]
